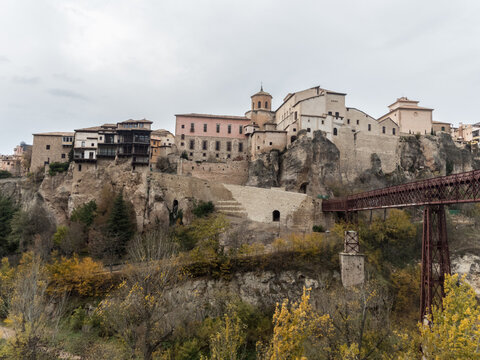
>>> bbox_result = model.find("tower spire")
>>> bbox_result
[260,82,263,92]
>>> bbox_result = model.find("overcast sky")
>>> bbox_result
[1,0,480,154]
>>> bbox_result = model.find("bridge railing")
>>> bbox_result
[322,169,480,212]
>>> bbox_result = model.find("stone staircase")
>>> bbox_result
[215,200,248,219]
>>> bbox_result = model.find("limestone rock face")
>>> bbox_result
[452,254,480,295]
[279,131,341,196]
[246,151,280,188]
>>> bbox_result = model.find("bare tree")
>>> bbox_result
[7,252,64,360]
[97,230,179,360]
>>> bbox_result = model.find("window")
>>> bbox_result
[202,140,207,150]
[203,124,207,132]
[347,119,350,124]
[216,124,220,133]
[335,111,339,118]
[393,128,396,135]
[307,128,311,132]
[272,210,280,222]
[203,153,206,157]
[227,141,232,151]
[328,111,332,115]
[180,142,184,146]
[269,142,272,145]
[215,141,220,151]
[368,124,371,131]
[46,145,50,150]
[228,124,231,134]
[382,126,386,134]
[356,120,359,125]
[333,128,338,136]
[239,125,243,134]
[265,101,268,108]
[78,164,82,172]
[190,123,195,132]
[258,101,261,108]
[61,153,66,159]
[181,124,185,129]
[91,143,94,146]
[189,140,195,150]
[81,141,85,147]
[181,134,185,140]
[294,111,297,120]
[227,154,231,159]
[441,126,445,131]
[321,120,324,125]
[238,142,243,152]
[293,128,296,132]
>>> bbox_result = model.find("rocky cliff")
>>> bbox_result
[247,131,480,196]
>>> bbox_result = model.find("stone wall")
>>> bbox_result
[178,159,249,185]
[333,127,399,182]
[223,184,327,230]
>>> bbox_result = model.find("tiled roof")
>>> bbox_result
[33,132,74,136]
[175,113,249,121]
[118,119,153,124]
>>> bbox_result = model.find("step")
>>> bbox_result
[217,210,248,218]
[215,205,246,210]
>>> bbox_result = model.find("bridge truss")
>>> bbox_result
[322,169,480,319]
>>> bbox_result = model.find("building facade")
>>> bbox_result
[150,129,175,167]
[175,114,250,161]
[73,120,152,173]
[378,97,433,135]
[31,132,73,172]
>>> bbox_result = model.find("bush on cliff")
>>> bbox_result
[0,170,12,179]
[48,161,69,176]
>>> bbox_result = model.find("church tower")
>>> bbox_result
[251,85,272,111]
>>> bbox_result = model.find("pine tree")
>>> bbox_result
[106,192,134,256]
[0,195,17,256]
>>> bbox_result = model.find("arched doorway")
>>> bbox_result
[300,182,308,194]
[272,210,280,222]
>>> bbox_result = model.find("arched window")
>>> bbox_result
[258,101,261,108]
[273,210,280,222]
[265,101,268,108]
[333,128,338,136]
[300,182,308,194]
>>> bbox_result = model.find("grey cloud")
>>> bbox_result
[0,56,9,63]
[12,76,41,84]
[48,88,88,101]
[53,73,82,83]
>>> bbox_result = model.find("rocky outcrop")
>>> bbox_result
[452,254,480,295]
[246,151,280,188]
[246,131,341,196]
[279,131,341,196]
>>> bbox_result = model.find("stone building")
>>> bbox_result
[378,97,433,135]
[432,121,452,134]
[175,114,249,161]
[31,132,73,172]
[0,143,32,176]
[150,129,175,167]
[73,120,152,173]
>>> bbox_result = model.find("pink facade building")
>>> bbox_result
[175,114,250,161]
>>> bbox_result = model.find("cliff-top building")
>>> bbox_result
[378,97,433,135]
[31,132,73,172]
[73,119,152,173]
[150,129,175,167]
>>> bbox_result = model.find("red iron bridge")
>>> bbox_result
[322,169,480,319]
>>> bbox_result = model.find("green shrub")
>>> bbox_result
[0,170,12,179]
[193,201,215,218]
[71,200,97,227]
[312,225,325,233]
[48,162,69,176]
[180,150,189,160]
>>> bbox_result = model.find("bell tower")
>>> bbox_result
[251,85,272,111]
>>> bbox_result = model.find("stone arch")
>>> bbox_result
[272,210,280,222]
